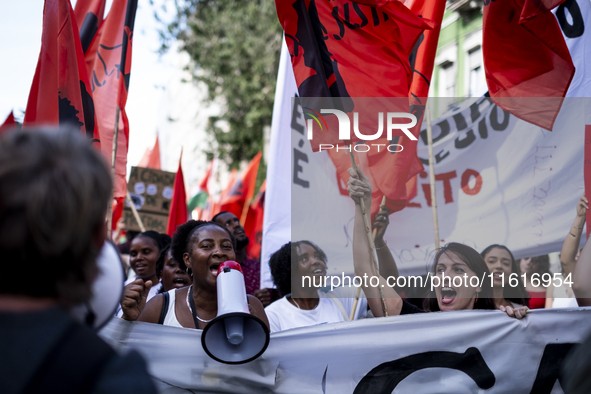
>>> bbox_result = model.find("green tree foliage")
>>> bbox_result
[165,0,282,170]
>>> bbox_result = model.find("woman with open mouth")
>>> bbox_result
[156,245,192,293]
[120,220,269,330]
[264,240,369,332]
[124,231,171,302]
[347,166,529,319]
[481,244,530,309]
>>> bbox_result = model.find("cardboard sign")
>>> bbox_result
[123,167,176,233]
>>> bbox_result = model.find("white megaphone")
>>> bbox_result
[70,240,125,330]
[201,261,270,364]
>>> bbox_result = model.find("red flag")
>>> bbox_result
[137,135,161,169]
[111,197,124,232]
[23,0,100,145]
[0,111,16,134]
[219,153,262,219]
[277,0,439,214]
[365,0,446,212]
[244,180,266,260]
[74,0,106,77]
[199,159,215,195]
[483,0,574,130]
[166,156,188,236]
[91,0,138,198]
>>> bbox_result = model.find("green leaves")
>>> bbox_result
[166,0,282,170]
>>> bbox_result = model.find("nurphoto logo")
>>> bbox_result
[303,107,418,152]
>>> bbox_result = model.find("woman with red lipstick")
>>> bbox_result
[121,220,269,330]
[348,166,529,319]
[481,244,529,309]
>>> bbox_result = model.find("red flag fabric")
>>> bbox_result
[365,0,446,212]
[482,0,574,130]
[23,0,100,145]
[137,136,161,169]
[199,159,215,195]
[244,180,266,260]
[166,157,188,236]
[111,196,124,232]
[276,0,440,214]
[74,0,106,77]
[0,111,16,134]
[91,0,138,198]
[219,153,262,218]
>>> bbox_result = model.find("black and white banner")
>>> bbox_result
[101,308,591,393]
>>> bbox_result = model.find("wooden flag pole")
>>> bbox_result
[126,190,146,232]
[426,105,440,251]
[240,198,251,224]
[349,149,388,317]
[106,105,121,238]
[350,195,387,320]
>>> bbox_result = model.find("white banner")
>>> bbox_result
[261,39,294,288]
[101,309,591,393]
[262,0,591,281]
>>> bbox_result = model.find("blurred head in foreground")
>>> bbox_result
[0,127,112,306]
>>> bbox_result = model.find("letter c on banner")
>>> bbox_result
[353,347,495,393]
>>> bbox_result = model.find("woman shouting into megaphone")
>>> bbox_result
[121,220,269,330]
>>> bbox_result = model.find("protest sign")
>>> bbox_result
[123,166,175,233]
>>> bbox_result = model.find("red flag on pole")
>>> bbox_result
[74,0,106,77]
[199,159,215,195]
[137,135,161,169]
[23,0,100,145]
[244,180,266,260]
[0,111,16,134]
[166,155,188,236]
[483,0,574,130]
[91,0,138,198]
[276,0,437,214]
[219,152,262,219]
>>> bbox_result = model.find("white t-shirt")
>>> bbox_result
[264,287,367,333]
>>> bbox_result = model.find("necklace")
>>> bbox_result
[288,294,301,309]
[186,285,213,323]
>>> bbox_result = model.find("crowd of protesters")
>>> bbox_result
[116,168,586,332]
[2,127,590,393]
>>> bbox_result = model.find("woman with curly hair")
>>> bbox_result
[121,220,268,329]
[265,241,368,333]
[156,245,191,293]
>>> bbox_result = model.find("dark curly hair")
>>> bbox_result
[481,244,530,307]
[423,243,497,312]
[269,240,327,297]
[170,220,236,274]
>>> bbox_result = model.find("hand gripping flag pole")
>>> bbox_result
[349,150,388,317]
[350,195,387,321]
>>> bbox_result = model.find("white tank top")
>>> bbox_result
[162,289,184,328]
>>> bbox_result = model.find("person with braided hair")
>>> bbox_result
[120,220,269,329]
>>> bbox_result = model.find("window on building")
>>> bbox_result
[439,61,456,97]
[468,46,487,97]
